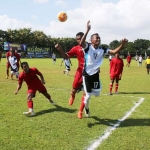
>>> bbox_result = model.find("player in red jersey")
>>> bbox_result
[15,50,21,71]
[109,53,124,95]
[126,54,131,67]
[55,32,85,106]
[14,62,55,116]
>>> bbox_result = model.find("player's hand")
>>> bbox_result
[87,20,91,31]
[55,43,61,50]
[120,38,128,46]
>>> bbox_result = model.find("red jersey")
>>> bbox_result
[15,53,20,64]
[110,58,124,75]
[18,68,43,88]
[6,51,11,59]
[66,45,84,69]
[127,55,131,61]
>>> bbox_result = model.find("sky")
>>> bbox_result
[0,0,150,44]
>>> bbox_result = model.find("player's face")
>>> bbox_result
[22,64,30,73]
[91,35,101,46]
[76,35,82,44]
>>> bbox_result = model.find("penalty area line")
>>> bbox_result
[86,97,145,150]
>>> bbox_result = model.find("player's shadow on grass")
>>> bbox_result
[33,104,77,117]
[87,116,150,128]
[119,92,150,94]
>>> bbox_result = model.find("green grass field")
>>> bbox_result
[0,58,150,150]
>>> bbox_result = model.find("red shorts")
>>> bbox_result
[110,74,121,80]
[72,67,83,89]
[6,62,10,68]
[27,84,47,95]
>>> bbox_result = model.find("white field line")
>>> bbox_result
[86,97,145,150]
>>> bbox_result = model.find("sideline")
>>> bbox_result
[86,97,145,150]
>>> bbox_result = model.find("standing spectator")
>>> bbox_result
[52,53,56,65]
[109,53,124,95]
[138,55,143,67]
[60,58,72,76]
[77,20,128,119]
[14,62,55,116]
[145,56,150,74]
[126,54,132,67]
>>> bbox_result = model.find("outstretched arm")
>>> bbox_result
[80,20,91,48]
[108,38,128,55]
[55,44,69,59]
[14,84,22,94]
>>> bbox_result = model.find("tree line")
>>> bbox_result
[0,28,150,57]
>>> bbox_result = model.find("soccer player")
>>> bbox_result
[14,62,55,116]
[126,54,132,67]
[15,50,21,70]
[138,55,143,67]
[52,53,56,65]
[77,20,128,119]
[145,56,150,74]
[8,50,19,80]
[109,53,124,95]
[60,58,72,76]
[55,32,85,106]
[6,47,13,79]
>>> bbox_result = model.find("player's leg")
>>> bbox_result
[78,92,85,119]
[69,69,82,106]
[6,62,10,79]
[42,92,55,105]
[78,75,92,119]
[115,78,119,94]
[23,92,35,116]
[109,74,115,95]
[38,84,55,105]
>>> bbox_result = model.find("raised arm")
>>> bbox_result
[108,38,128,55]
[55,44,69,59]
[79,20,91,48]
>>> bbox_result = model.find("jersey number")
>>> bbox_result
[94,82,99,88]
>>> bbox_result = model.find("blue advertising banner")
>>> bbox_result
[4,42,27,51]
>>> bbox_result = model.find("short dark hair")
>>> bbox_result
[91,33,99,39]
[76,32,84,37]
[21,62,29,68]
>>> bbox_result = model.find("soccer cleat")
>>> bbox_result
[23,111,35,116]
[6,76,8,79]
[69,95,75,106]
[49,99,56,105]
[84,108,90,117]
[115,92,119,94]
[109,93,113,95]
[78,111,83,119]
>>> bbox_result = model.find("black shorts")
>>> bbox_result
[83,72,100,93]
[147,64,150,69]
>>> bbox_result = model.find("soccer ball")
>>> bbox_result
[57,12,67,22]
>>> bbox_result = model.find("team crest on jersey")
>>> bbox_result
[93,53,98,59]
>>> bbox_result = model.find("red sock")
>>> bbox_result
[115,83,118,93]
[110,83,113,93]
[79,95,85,112]
[27,100,33,109]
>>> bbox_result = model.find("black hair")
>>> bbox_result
[21,62,29,68]
[91,33,99,39]
[76,32,84,37]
